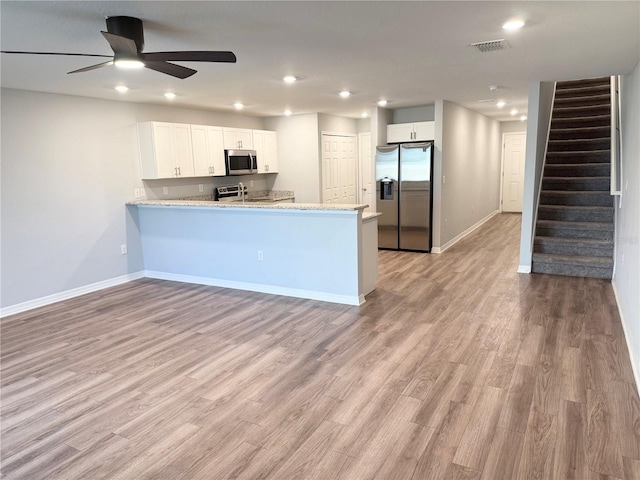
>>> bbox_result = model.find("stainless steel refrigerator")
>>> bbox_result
[376,142,433,252]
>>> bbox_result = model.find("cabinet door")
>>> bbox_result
[173,124,194,177]
[191,124,210,177]
[237,129,254,149]
[206,127,226,176]
[264,131,278,173]
[223,127,254,150]
[253,130,267,173]
[387,123,414,143]
[153,122,178,178]
[413,121,435,141]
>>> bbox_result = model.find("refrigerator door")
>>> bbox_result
[375,145,399,249]
[399,142,432,251]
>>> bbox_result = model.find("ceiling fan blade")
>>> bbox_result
[144,61,197,79]
[1,50,111,58]
[143,51,237,63]
[67,60,114,74]
[101,31,139,55]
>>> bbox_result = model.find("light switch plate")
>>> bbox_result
[163,187,169,195]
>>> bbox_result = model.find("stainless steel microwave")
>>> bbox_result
[225,149,257,175]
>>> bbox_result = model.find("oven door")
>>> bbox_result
[225,149,257,175]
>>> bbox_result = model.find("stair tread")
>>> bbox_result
[545,163,610,167]
[543,176,610,180]
[538,205,613,210]
[536,219,613,229]
[547,149,610,155]
[541,190,611,194]
[532,253,614,266]
[534,236,613,245]
[548,138,610,143]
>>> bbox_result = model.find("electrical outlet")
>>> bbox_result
[140,187,146,197]
[250,180,254,187]
[120,244,128,255]
[442,175,446,185]
[134,188,141,198]
[472,204,476,213]
[621,252,625,265]
[257,250,264,261]
[444,218,448,227]
[198,184,204,193]
[163,186,169,195]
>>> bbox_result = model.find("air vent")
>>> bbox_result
[470,39,508,53]
[477,98,496,103]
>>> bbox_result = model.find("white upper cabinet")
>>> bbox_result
[222,127,254,150]
[191,125,226,177]
[387,121,435,143]
[253,130,279,173]
[138,122,195,179]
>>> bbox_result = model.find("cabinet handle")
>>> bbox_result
[265,165,269,172]
[174,167,177,176]
[178,166,181,176]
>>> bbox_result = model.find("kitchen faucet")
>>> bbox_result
[238,182,245,204]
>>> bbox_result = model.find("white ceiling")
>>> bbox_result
[1,1,638,122]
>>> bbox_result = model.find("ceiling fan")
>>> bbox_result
[0,16,237,79]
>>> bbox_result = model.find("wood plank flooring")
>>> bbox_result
[2,213,639,479]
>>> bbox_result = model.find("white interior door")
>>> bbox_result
[322,133,357,204]
[358,132,373,211]
[501,132,526,212]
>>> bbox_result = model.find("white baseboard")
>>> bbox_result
[1,271,145,318]
[432,210,500,254]
[518,265,532,274]
[612,281,640,397]
[145,270,365,306]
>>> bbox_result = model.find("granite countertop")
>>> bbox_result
[128,198,368,212]
[362,212,382,220]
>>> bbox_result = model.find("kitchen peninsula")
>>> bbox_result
[128,199,379,305]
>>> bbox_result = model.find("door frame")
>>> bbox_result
[499,131,527,213]
[357,132,372,211]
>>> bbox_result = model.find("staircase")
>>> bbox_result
[532,77,614,279]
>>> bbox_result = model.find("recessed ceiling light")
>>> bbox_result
[114,85,129,93]
[496,100,506,108]
[283,75,297,84]
[361,112,369,118]
[510,108,518,115]
[164,92,176,100]
[520,115,527,121]
[339,90,351,98]
[503,19,525,31]
[377,99,388,107]
[114,59,145,70]
[284,110,292,116]
[489,85,501,91]
[234,102,244,110]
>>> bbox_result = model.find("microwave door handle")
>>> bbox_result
[249,152,255,173]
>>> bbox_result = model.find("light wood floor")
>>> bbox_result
[2,213,639,479]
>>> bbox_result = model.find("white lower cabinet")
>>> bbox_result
[253,130,279,173]
[138,122,195,179]
[191,125,226,177]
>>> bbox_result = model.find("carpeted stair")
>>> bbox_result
[532,76,614,279]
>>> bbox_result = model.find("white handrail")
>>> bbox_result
[611,75,622,195]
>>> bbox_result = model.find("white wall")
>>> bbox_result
[435,100,502,248]
[318,113,358,134]
[394,105,435,123]
[0,88,266,311]
[501,120,528,135]
[518,81,556,271]
[614,61,640,387]
[263,114,321,203]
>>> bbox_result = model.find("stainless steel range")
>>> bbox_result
[213,183,248,203]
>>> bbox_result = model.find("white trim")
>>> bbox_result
[612,281,640,397]
[145,271,365,306]
[517,265,532,274]
[0,271,145,318]
[431,210,499,254]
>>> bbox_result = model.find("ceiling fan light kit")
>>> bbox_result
[1,15,236,80]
